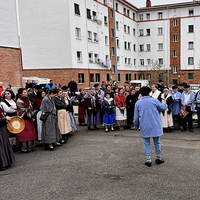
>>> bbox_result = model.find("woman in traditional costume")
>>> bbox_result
[16,88,37,153]
[102,92,115,132]
[115,88,127,131]
[0,107,15,170]
[84,87,101,130]
[40,89,62,150]
[54,89,70,143]
[149,85,161,101]
[77,88,85,126]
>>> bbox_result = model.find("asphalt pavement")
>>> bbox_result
[1,126,200,200]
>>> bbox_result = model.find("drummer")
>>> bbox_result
[16,88,37,153]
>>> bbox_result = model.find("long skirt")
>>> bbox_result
[78,106,84,124]
[161,109,173,128]
[36,111,42,140]
[17,119,37,142]
[0,126,15,168]
[42,114,62,144]
[85,110,101,126]
[115,107,127,127]
[57,110,70,134]
[103,113,115,126]
[67,112,77,132]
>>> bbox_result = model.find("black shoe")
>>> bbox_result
[145,162,152,167]
[94,125,99,130]
[88,126,91,130]
[155,158,165,165]
[54,142,63,146]
[190,129,194,132]
[181,129,186,132]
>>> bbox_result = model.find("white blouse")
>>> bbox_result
[1,99,17,113]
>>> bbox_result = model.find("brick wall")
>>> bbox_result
[0,47,22,87]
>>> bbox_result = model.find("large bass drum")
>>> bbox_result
[7,117,25,134]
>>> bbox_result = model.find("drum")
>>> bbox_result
[7,117,25,134]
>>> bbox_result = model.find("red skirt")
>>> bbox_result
[78,106,84,119]
[17,119,37,142]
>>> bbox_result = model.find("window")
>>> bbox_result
[133,28,135,36]
[134,59,136,65]
[112,65,115,74]
[75,27,81,38]
[116,21,119,30]
[173,19,178,26]
[147,44,151,51]
[173,79,178,85]
[78,73,84,83]
[173,50,177,58]
[134,74,137,80]
[139,29,143,36]
[188,73,193,81]
[173,35,177,42]
[107,74,110,82]
[189,25,194,33]
[133,44,136,51]
[94,54,98,63]
[117,39,119,48]
[158,12,163,19]
[146,29,150,36]
[116,3,118,11]
[126,74,131,81]
[77,51,82,62]
[158,43,163,50]
[147,73,151,81]
[158,27,163,35]
[87,9,91,19]
[128,58,131,65]
[127,10,130,17]
[89,53,93,62]
[106,55,109,61]
[93,11,97,20]
[159,58,163,65]
[88,31,92,40]
[188,42,194,49]
[110,9,113,18]
[104,16,108,25]
[139,44,144,52]
[112,47,115,56]
[188,57,194,65]
[133,12,135,20]
[124,25,127,33]
[74,3,80,15]
[117,56,120,64]
[90,73,94,83]
[140,59,144,65]
[140,74,144,80]
[139,14,143,21]
[125,58,127,64]
[123,7,126,15]
[128,42,131,50]
[147,59,151,65]
[94,33,98,42]
[111,29,114,38]
[96,73,100,82]
[105,36,108,45]
[189,9,194,16]
[146,13,150,20]
[173,66,178,74]
[127,26,130,34]
[124,42,127,50]
[103,0,107,5]
[118,74,121,82]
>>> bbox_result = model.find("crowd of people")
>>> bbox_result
[0,78,199,170]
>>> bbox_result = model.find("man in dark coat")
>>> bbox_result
[68,78,77,97]
[28,85,42,110]
[157,80,165,93]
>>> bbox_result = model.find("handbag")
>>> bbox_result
[178,107,189,119]
[40,112,51,122]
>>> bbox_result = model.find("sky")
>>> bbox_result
[127,0,193,8]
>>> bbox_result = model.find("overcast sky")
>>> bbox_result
[127,0,192,8]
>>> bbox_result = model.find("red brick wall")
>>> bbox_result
[0,47,22,87]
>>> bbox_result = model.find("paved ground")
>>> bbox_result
[1,126,200,200]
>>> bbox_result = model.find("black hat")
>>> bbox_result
[159,80,164,83]
[182,82,187,87]
[61,86,68,90]
[184,85,190,88]
[33,85,42,90]
[172,85,178,89]
[94,84,99,88]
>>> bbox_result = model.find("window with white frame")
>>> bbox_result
[112,47,115,56]
[188,73,194,81]
[94,33,98,42]
[103,0,107,5]
[124,25,126,33]
[140,74,144,80]
[133,12,135,20]
[139,14,143,21]
[188,57,194,65]
[146,13,150,20]
[94,54,98,63]
[117,56,120,64]
[117,39,119,48]
[188,41,194,49]
[104,16,108,25]
[77,51,82,62]
[158,12,163,19]
[158,58,163,65]
[173,50,177,57]
[147,73,151,81]
[146,29,150,36]
[96,73,100,82]
[115,3,118,11]
[147,59,151,65]
[147,44,151,51]
[140,59,144,65]
[133,44,136,51]
[90,73,94,83]
[158,27,163,35]
[123,7,126,15]
[88,31,92,40]
[125,58,127,64]
[133,28,135,36]
[93,11,97,20]
[139,44,144,52]
[111,29,114,38]
[78,73,84,83]
[124,42,127,50]
[128,58,131,65]
[127,10,130,17]
[173,66,178,74]
[158,43,163,50]
[173,19,178,26]
[116,21,119,30]
[74,3,80,16]
[106,55,109,61]
[105,36,108,45]
[134,59,136,65]
[75,27,81,38]
[173,35,177,42]
[189,25,194,33]
[139,29,144,36]
[189,9,194,16]
[110,9,113,18]
[87,9,91,19]
[127,26,130,34]
[128,42,131,50]
[89,53,93,62]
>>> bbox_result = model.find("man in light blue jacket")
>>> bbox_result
[134,87,167,167]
